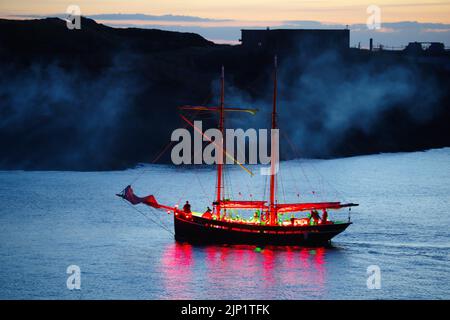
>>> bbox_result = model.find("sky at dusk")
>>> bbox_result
[1,1,450,46]
[2,1,450,23]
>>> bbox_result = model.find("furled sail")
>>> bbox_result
[117,185,183,214]
[276,202,358,213]
[117,185,159,207]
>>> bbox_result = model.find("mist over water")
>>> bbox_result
[0,148,449,299]
[0,54,142,169]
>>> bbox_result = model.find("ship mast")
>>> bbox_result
[179,66,256,219]
[269,56,278,225]
[216,66,225,219]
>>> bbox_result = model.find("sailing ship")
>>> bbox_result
[118,57,358,246]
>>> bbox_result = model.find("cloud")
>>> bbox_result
[87,13,232,22]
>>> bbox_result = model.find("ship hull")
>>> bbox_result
[174,215,351,246]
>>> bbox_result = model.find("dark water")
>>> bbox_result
[0,149,449,299]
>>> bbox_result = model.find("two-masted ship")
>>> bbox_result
[118,57,358,246]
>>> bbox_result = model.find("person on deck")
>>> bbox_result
[183,201,191,213]
[250,211,260,223]
[202,206,212,219]
[321,209,328,224]
[180,201,192,219]
[311,210,320,225]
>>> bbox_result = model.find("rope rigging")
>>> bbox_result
[120,198,174,235]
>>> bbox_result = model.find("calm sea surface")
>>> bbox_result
[1,149,449,299]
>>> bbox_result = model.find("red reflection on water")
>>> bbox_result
[261,248,276,287]
[160,242,194,298]
[160,243,328,299]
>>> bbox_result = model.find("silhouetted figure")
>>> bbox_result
[202,206,212,219]
[311,210,320,225]
[183,201,191,213]
[321,209,328,224]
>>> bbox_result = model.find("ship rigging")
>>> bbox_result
[118,57,358,245]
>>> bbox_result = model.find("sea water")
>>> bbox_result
[0,148,449,299]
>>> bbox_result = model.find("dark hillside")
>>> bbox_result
[0,17,449,170]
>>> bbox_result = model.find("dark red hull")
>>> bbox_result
[174,215,351,246]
